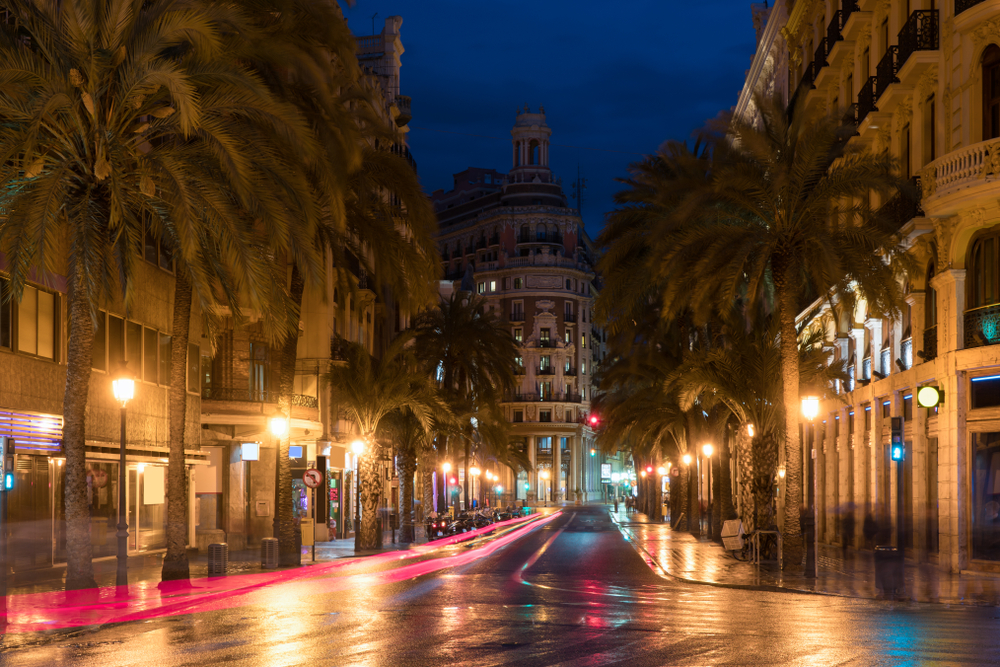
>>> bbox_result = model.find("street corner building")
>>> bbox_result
[742,0,1000,573]
[0,15,415,572]
[431,107,614,507]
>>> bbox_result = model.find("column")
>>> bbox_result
[866,317,884,376]
[528,435,537,502]
[569,435,581,503]
[553,435,562,503]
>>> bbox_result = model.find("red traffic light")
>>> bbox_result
[449,477,457,484]
[645,465,653,474]
[589,415,599,426]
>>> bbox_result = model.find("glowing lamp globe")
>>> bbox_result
[350,439,365,456]
[269,411,288,437]
[801,396,820,421]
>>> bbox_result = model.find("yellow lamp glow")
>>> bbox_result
[470,467,480,476]
[269,410,288,437]
[111,363,135,405]
[350,439,365,456]
[442,462,452,473]
[540,470,550,480]
[778,464,786,479]
[640,470,647,477]
[747,423,755,438]
[702,444,714,457]
[682,454,692,466]
[801,396,820,421]
[657,466,667,476]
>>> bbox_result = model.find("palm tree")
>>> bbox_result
[381,408,432,543]
[326,337,445,550]
[622,92,906,566]
[0,0,313,589]
[412,293,519,509]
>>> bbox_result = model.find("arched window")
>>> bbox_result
[514,142,521,167]
[970,231,1000,309]
[529,140,539,165]
[983,45,1000,140]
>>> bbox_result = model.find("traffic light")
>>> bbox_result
[645,465,653,474]
[523,482,529,490]
[917,385,944,409]
[890,417,904,462]
[589,448,596,457]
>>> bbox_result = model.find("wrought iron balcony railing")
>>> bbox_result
[843,103,858,128]
[965,304,1000,349]
[858,76,878,123]
[202,387,317,408]
[505,392,582,403]
[842,0,858,16]
[828,10,844,47]
[956,0,985,15]
[923,325,937,360]
[878,176,923,229]
[291,394,319,409]
[564,367,578,376]
[563,312,577,322]
[898,10,938,69]
[875,46,899,100]
[509,312,525,322]
[815,38,829,71]
[538,339,557,348]
[537,366,555,376]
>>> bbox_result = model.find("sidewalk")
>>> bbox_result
[5,526,427,597]
[611,508,1000,606]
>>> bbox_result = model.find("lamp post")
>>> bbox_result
[702,444,714,537]
[540,469,550,506]
[801,396,820,578]
[611,472,621,512]
[657,466,667,522]
[470,467,480,509]
[682,453,693,532]
[111,362,135,588]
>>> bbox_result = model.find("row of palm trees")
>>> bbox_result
[0,0,440,588]
[593,92,912,568]
[328,292,522,551]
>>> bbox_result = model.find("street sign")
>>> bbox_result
[670,467,680,478]
[302,468,323,488]
[600,463,612,483]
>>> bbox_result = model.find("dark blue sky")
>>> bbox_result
[344,1,757,239]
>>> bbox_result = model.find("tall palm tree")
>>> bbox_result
[623,92,906,566]
[326,337,445,550]
[0,0,312,589]
[412,293,519,509]
[381,408,432,543]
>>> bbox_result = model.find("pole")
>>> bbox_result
[355,456,361,539]
[116,404,129,588]
[706,460,713,536]
[273,430,280,540]
[806,422,818,578]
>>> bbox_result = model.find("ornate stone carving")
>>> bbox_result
[972,18,1000,67]
[534,298,555,311]
[895,98,913,131]
[983,145,1000,179]
[934,216,958,269]
[919,166,937,199]
[915,66,938,101]
[527,276,561,290]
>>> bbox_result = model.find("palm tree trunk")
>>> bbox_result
[63,269,97,590]
[777,281,804,569]
[674,458,688,529]
[275,264,305,566]
[464,433,471,510]
[162,271,192,581]
[397,450,416,543]
[422,457,434,520]
[752,432,780,531]
[719,438,737,524]
[357,447,382,550]
[712,449,724,541]
[736,428,755,533]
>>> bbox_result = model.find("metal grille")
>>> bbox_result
[898,10,938,69]
[208,543,228,576]
[261,537,279,569]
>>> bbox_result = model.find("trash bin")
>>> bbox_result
[874,545,903,595]
[208,543,228,576]
[300,518,315,547]
[261,537,279,569]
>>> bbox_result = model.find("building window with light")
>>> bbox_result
[514,277,523,289]
[581,333,586,348]
[514,328,522,343]
[581,361,587,375]
[478,282,486,294]
[490,280,497,292]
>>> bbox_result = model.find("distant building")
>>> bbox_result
[432,107,607,505]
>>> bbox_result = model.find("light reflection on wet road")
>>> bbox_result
[4,506,1000,666]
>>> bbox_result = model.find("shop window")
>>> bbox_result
[970,432,1000,561]
[972,375,1000,409]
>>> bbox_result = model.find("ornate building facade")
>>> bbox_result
[432,108,606,504]
[741,0,1000,573]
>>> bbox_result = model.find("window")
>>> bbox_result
[969,231,1000,310]
[143,327,158,382]
[108,315,124,370]
[882,400,891,418]
[864,405,872,431]
[582,309,587,323]
[564,329,571,344]
[92,311,107,371]
[513,328,523,343]
[901,124,911,180]
[581,386,586,400]
[582,361,587,375]
[540,355,551,371]
[188,343,199,392]
[984,45,1000,140]
[540,381,552,398]
[0,278,11,349]
[564,359,571,372]
[566,279,571,290]
[848,411,855,435]
[477,282,486,295]
[581,333,586,348]
[834,416,840,437]
[17,285,57,359]
[925,94,936,164]
[159,333,171,385]
[539,410,551,423]
[511,301,524,321]
[503,277,511,290]
[540,328,550,343]
[903,394,913,420]
[514,277,523,289]
[143,218,174,271]
[489,280,497,292]
[972,375,1000,409]
[513,410,523,423]
[127,321,142,374]
[566,410,573,422]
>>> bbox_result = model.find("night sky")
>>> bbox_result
[343,1,758,240]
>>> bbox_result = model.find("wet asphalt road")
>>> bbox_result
[4,506,1000,666]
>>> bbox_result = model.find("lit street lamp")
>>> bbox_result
[682,453,694,533]
[442,462,452,515]
[111,362,135,588]
[702,444,714,536]
[470,467,480,508]
[540,469,550,506]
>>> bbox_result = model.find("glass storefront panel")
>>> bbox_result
[972,432,1000,561]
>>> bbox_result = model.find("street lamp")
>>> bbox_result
[470,467,481,508]
[540,469,550,506]
[442,462,452,515]
[111,362,135,588]
[801,396,819,578]
[747,423,755,438]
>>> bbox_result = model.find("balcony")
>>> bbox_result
[957,0,985,15]
[857,76,878,123]
[201,387,318,409]
[875,46,898,100]
[920,138,1000,214]
[965,304,1000,349]
[489,235,499,246]
[922,325,938,360]
[394,95,411,127]
[827,11,844,49]
[843,103,858,129]
[537,366,555,376]
[897,10,938,71]
[539,339,557,348]
[509,312,525,322]
[564,312,577,322]
[564,367,578,376]
[514,364,525,375]
[878,177,922,229]
[505,392,582,403]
